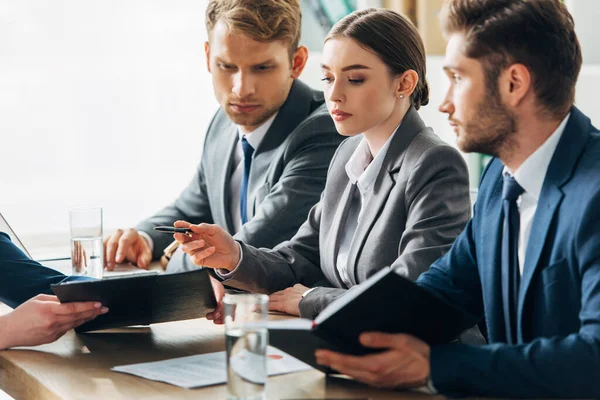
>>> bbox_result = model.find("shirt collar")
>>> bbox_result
[236,112,278,150]
[345,122,400,193]
[503,112,570,199]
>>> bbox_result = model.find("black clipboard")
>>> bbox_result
[51,269,216,332]
[268,267,479,372]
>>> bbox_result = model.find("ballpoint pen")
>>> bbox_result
[153,226,194,235]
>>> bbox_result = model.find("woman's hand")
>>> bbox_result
[268,284,311,316]
[173,221,240,271]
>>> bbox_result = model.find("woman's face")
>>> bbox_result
[320,37,400,136]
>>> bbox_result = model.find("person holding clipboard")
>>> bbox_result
[0,232,107,349]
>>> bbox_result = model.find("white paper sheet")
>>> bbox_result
[112,346,312,389]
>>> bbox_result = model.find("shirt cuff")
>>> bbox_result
[215,241,243,279]
[137,230,154,253]
[302,287,318,298]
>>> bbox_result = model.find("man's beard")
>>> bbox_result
[459,89,517,158]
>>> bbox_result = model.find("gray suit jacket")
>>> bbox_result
[218,107,472,318]
[136,80,344,263]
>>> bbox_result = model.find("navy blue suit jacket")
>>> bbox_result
[0,232,89,308]
[417,107,600,398]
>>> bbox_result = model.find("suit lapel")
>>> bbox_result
[346,172,395,285]
[517,107,591,339]
[217,125,239,233]
[246,80,315,219]
[516,185,563,341]
[246,147,268,220]
[254,80,314,154]
[345,107,424,284]
[323,182,356,288]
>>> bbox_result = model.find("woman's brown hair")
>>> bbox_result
[326,8,429,110]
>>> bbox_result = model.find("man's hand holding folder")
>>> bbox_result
[267,267,478,385]
[315,332,431,389]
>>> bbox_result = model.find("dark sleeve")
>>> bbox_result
[0,232,91,308]
[298,286,349,319]
[427,181,600,398]
[431,334,600,398]
[215,193,327,295]
[415,219,484,319]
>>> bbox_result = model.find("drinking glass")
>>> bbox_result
[224,294,269,400]
[69,206,103,278]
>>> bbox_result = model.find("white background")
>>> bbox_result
[0,1,216,250]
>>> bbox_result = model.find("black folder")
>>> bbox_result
[268,267,479,373]
[51,269,216,332]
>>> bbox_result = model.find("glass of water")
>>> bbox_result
[224,293,269,400]
[69,206,104,279]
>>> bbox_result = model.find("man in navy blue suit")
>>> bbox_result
[315,0,600,397]
[0,232,106,349]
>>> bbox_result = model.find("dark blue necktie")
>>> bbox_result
[240,137,254,224]
[501,174,524,344]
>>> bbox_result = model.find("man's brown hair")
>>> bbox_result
[326,8,430,110]
[206,0,302,59]
[441,0,582,116]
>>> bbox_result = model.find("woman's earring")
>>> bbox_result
[399,94,404,98]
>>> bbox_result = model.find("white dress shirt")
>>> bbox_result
[502,113,570,274]
[335,125,399,287]
[229,113,277,233]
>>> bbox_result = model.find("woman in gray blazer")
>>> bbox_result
[175,8,471,320]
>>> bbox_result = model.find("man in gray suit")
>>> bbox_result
[103,0,342,271]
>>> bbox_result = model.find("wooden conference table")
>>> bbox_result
[0,256,449,400]
[0,255,578,400]
[0,303,448,400]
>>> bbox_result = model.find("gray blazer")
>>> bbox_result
[136,80,344,263]
[218,107,472,318]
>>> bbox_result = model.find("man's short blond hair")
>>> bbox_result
[206,0,302,58]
